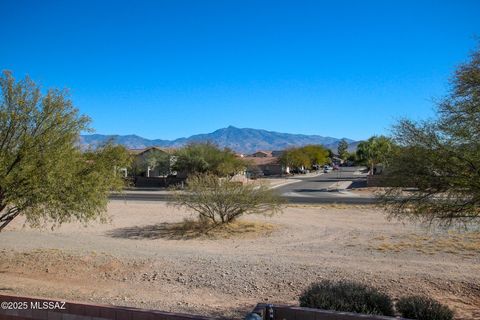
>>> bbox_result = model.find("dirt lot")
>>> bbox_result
[1,201,479,319]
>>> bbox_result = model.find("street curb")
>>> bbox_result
[269,179,301,189]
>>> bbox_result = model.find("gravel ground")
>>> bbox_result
[0,201,479,319]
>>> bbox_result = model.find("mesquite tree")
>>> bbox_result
[380,45,480,226]
[280,145,329,170]
[0,71,130,231]
[173,142,246,177]
[171,174,284,225]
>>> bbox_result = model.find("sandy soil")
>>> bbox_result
[0,201,479,319]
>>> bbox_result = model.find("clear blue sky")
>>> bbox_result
[1,1,479,140]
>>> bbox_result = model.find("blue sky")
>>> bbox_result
[1,1,479,140]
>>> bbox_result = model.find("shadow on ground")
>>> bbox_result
[347,180,367,189]
[107,222,212,240]
[311,177,364,183]
[292,188,353,193]
[293,188,328,193]
[106,220,276,240]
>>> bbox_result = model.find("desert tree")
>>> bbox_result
[355,141,368,165]
[280,145,328,170]
[337,139,349,160]
[143,148,171,177]
[301,145,330,167]
[280,147,310,170]
[170,174,284,225]
[173,142,245,177]
[346,152,357,163]
[356,136,393,174]
[379,44,480,227]
[0,71,130,231]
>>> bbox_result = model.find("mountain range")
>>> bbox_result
[80,126,359,154]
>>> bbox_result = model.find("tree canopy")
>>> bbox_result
[356,136,394,173]
[337,139,349,160]
[172,142,246,177]
[0,71,130,231]
[380,45,480,226]
[143,149,171,177]
[280,145,329,169]
[171,173,284,225]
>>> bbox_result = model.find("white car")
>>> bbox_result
[323,165,333,173]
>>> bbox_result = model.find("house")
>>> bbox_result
[129,146,174,177]
[249,150,283,159]
[250,150,273,158]
[331,155,344,165]
[244,156,289,176]
[243,150,289,177]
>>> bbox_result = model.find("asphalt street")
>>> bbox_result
[110,167,376,204]
[276,167,376,204]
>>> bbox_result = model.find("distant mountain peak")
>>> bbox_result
[80,126,359,153]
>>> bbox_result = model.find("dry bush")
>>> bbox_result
[371,231,480,256]
[299,280,394,316]
[170,174,284,225]
[397,295,454,320]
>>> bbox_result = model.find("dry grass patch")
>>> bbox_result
[371,231,480,256]
[287,204,375,210]
[0,248,145,282]
[176,219,278,239]
[200,220,278,239]
[107,219,278,240]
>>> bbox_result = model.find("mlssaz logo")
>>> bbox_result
[30,301,66,310]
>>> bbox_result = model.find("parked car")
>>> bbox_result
[323,165,333,173]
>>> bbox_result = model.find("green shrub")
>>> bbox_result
[396,295,454,320]
[299,280,394,316]
[171,174,284,225]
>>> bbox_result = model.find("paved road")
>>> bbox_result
[275,167,376,204]
[110,167,376,204]
[110,191,172,202]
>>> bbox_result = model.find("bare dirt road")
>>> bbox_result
[1,201,479,319]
